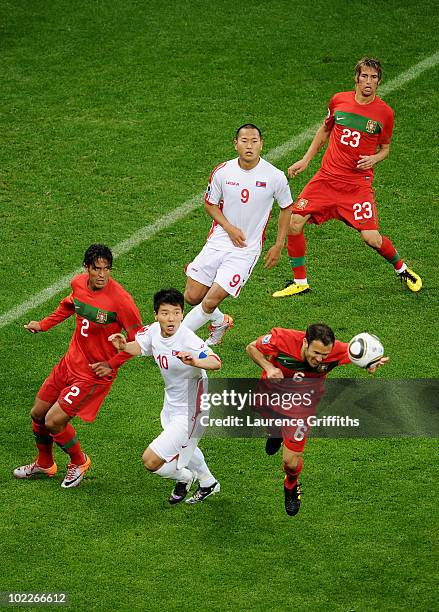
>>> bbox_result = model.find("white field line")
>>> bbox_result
[1,51,438,329]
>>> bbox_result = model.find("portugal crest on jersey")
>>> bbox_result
[296,198,308,210]
[366,119,378,134]
[96,310,108,324]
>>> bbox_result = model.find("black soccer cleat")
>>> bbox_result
[265,437,283,455]
[185,481,220,504]
[168,474,195,505]
[284,482,302,516]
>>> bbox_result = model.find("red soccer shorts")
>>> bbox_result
[292,170,379,231]
[282,422,309,453]
[37,356,113,422]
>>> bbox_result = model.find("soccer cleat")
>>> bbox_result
[13,461,57,479]
[272,281,310,298]
[185,481,220,504]
[399,267,422,292]
[61,454,91,489]
[206,314,234,346]
[265,437,282,455]
[284,482,302,516]
[168,473,196,505]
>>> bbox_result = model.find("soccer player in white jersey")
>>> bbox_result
[109,288,221,505]
[184,124,294,345]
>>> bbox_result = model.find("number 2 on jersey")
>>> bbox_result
[240,189,249,204]
[80,318,90,337]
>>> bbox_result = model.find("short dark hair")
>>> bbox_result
[354,57,382,82]
[305,323,335,347]
[153,288,184,313]
[235,123,262,139]
[83,244,113,268]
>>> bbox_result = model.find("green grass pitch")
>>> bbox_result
[0,1,437,610]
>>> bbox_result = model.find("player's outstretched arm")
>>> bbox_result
[264,205,294,269]
[367,356,389,374]
[177,351,221,370]
[288,123,331,178]
[246,341,284,378]
[24,321,42,334]
[108,333,142,356]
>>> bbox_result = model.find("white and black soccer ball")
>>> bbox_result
[348,332,384,368]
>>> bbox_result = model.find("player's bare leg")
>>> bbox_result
[143,447,195,505]
[360,230,422,292]
[273,214,311,297]
[184,277,210,307]
[282,446,303,516]
[184,280,233,345]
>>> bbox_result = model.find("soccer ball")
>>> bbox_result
[348,332,384,368]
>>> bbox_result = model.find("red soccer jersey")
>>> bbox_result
[255,328,350,379]
[321,91,394,184]
[39,274,142,383]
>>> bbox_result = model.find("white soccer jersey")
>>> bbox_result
[135,322,216,417]
[204,157,293,254]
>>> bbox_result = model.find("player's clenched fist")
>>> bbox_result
[108,333,127,351]
[176,351,196,366]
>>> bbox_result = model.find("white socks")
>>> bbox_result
[294,278,308,286]
[154,460,193,483]
[187,447,216,488]
[183,303,224,332]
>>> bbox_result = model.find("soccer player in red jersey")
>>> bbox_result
[273,57,422,298]
[13,244,142,488]
[246,323,388,516]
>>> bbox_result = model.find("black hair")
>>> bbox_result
[354,57,382,82]
[305,323,335,347]
[235,123,263,139]
[83,244,113,268]
[153,288,184,313]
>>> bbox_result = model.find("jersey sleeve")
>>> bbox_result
[197,343,221,364]
[107,294,143,370]
[255,330,279,357]
[324,95,336,129]
[334,341,351,365]
[135,324,154,356]
[378,107,394,145]
[184,331,222,365]
[205,163,225,205]
[274,172,294,208]
[38,292,75,331]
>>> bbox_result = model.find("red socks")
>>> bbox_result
[287,233,307,281]
[376,235,403,270]
[52,423,85,465]
[32,417,54,468]
[283,457,303,490]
